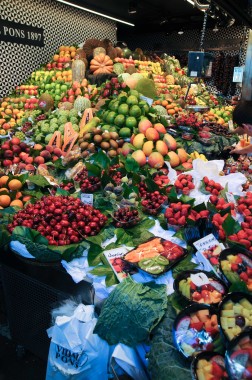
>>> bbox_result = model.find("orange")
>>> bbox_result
[69,46,76,52]
[53,54,59,62]
[0,175,9,187]
[5,109,12,115]
[15,191,22,199]
[22,195,32,203]
[0,195,11,207]
[59,45,65,51]
[161,100,168,107]
[0,188,9,193]
[167,109,176,115]
[70,51,76,58]
[8,179,22,191]
[10,199,23,208]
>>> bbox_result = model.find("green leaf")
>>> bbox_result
[89,264,113,276]
[0,225,11,249]
[168,292,189,313]
[105,272,119,287]
[125,156,140,173]
[22,190,44,199]
[55,187,69,196]
[90,150,110,170]
[219,183,228,199]
[157,213,167,230]
[145,177,162,193]
[28,175,51,188]
[223,215,242,236]
[199,180,210,195]
[172,253,197,278]
[87,242,103,266]
[168,186,179,203]
[192,202,206,212]
[0,206,19,216]
[229,281,250,294]
[180,195,195,206]
[85,162,101,177]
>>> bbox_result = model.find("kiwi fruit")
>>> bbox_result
[109,139,118,149]
[156,256,169,265]
[100,141,110,150]
[93,135,103,144]
[80,141,89,150]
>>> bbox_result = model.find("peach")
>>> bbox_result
[177,148,188,163]
[3,159,12,167]
[148,152,164,169]
[25,156,34,164]
[167,151,180,168]
[45,145,54,153]
[121,142,134,157]
[145,128,159,141]
[34,156,45,165]
[19,152,28,160]
[10,137,21,145]
[40,150,51,160]
[154,123,166,134]
[13,157,20,164]
[25,164,35,171]
[4,150,13,158]
[156,140,168,156]
[33,143,43,151]
[131,150,147,166]
[182,162,193,170]
[138,118,152,134]
[53,148,63,157]
[163,133,177,151]
[142,141,154,156]
[133,133,146,149]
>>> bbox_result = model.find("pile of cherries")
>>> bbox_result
[113,207,140,228]
[141,191,167,215]
[8,195,107,245]
[74,168,101,193]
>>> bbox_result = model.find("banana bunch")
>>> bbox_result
[190,151,208,161]
[151,62,163,75]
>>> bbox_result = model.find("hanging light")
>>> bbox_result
[213,24,219,32]
[178,30,184,35]
[128,1,137,14]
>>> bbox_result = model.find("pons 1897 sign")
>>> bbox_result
[0,19,44,47]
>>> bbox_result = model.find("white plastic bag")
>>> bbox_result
[46,304,110,380]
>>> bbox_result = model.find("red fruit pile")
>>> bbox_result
[165,202,210,227]
[99,77,127,98]
[8,195,107,245]
[176,113,202,128]
[108,165,123,185]
[237,193,252,228]
[153,173,170,188]
[141,191,167,215]
[138,182,148,198]
[212,213,228,240]
[203,177,223,195]
[174,174,195,195]
[1,137,35,171]
[209,196,236,218]
[229,230,252,251]
[74,168,101,193]
[113,207,140,228]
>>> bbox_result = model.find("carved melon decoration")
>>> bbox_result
[58,101,73,110]
[166,75,175,85]
[90,53,113,75]
[62,122,79,156]
[74,96,91,112]
[38,93,54,111]
[123,73,143,89]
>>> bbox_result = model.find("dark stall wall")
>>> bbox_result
[0,0,117,97]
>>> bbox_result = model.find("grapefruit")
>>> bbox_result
[0,195,11,207]
[0,175,9,187]
[8,179,22,191]
[10,199,23,208]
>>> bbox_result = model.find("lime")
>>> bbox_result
[126,95,139,106]
[125,116,137,129]
[101,124,111,131]
[106,111,117,124]
[118,103,129,115]
[129,89,139,98]
[138,100,149,113]
[129,105,142,118]
[109,100,119,112]
[119,127,131,138]
[114,114,125,127]
[102,110,109,121]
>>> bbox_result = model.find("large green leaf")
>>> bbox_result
[172,253,197,278]
[28,175,51,188]
[125,156,140,173]
[90,150,110,170]
[87,242,103,266]
[223,215,242,236]
[85,162,102,177]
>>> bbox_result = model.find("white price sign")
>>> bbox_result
[233,67,244,83]
[81,193,93,206]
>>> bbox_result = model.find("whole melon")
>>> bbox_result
[58,102,73,110]
[122,48,132,58]
[38,93,54,111]
[74,96,91,112]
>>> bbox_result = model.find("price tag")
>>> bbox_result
[81,193,93,206]
[140,95,153,106]
[190,273,210,287]
[193,234,219,253]
[233,67,244,83]
[228,120,234,131]
[190,71,198,77]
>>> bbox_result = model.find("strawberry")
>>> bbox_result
[183,187,190,194]
[240,272,249,282]
[214,183,222,191]
[203,176,209,184]
[188,182,195,189]
[247,267,252,277]
[210,257,219,265]
[212,189,219,196]
[229,234,238,241]
[209,180,215,187]
[241,222,250,229]
[231,263,238,271]
[239,239,251,249]
[174,211,181,219]
[210,195,218,204]
[182,203,191,209]
[219,230,226,240]
[174,180,183,190]
[199,210,209,218]
[205,186,211,192]
[168,218,177,225]
[181,208,189,216]
[243,209,251,216]
[180,179,187,186]
[238,204,247,212]
[177,216,186,225]
[190,281,197,290]
[237,230,248,240]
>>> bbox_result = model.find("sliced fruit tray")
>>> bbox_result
[122,237,187,277]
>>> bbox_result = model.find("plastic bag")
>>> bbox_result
[46,304,110,380]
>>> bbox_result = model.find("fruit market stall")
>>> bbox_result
[1,40,252,380]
